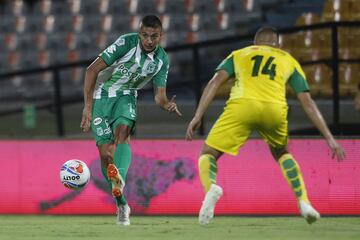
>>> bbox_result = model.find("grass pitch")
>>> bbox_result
[1,215,359,240]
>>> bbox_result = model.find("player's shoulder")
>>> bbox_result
[116,32,139,46]
[231,45,269,56]
[155,45,169,64]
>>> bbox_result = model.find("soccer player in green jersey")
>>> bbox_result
[186,27,345,225]
[80,15,181,225]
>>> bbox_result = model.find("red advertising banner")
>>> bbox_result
[0,139,359,215]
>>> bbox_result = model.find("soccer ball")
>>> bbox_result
[60,159,90,190]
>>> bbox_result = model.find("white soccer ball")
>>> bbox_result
[60,159,90,190]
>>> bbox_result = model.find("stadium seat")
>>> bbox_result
[94,32,109,51]
[137,0,158,14]
[67,0,82,14]
[66,14,85,33]
[33,0,53,15]
[108,0,130,14]
[322,0,351,22]
[128,15,141,31]
[279,34,295,53]
[9,15,27,33]
[186,31,199,43]
[37,50,53,86]
[3,33,19,51]
[41,15,56,33]
[4,0,28,16]
[216,13,230,30]
[213,0,246,13]
[187,13,200,31]
[304,64,333,98]
[295,12,321,26]
[339,63,359,97]
[64,32,80,50]
[163,0,187,13]
[160,14,188,32]
[33,32,48,50]
[97,0,110,14]
[183,0,217,13]
[159,14,170,31]
[349,0,360,20]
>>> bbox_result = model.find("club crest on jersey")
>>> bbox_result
[145,62,156,74]
[115,38,125,46]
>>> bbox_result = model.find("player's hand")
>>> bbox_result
[80,107,92,132]
[327,138,345,162]
[165,95,182,116]
[186,116,201,141]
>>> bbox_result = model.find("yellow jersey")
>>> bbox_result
[216,45,309,105]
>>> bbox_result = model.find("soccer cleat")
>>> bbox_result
[199,184,223,225]
[107,164,125,198]
[299,200,320,224]
[117,204,131,226]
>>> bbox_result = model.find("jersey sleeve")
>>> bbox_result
[152,57,169,87]
[288,58,310,94]
[215,53,235,78]
[99,35,132,66]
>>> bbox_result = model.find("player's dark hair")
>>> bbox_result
[255,26,279,41]
[140,15,162,30]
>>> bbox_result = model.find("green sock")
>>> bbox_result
[113,143,132,206]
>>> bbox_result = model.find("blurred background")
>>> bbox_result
[0,0,359,139]
[1,0,360,220]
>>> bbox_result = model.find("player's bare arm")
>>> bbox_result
[186,70,229,140]
[154,87,182,116]
[80,57,107,132]
[297,92,345,161]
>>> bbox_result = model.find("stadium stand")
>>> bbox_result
[0,0,359,137]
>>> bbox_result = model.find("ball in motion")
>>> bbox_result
[60,159,90,190]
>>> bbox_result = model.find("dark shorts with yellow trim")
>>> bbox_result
[91,94,136,146]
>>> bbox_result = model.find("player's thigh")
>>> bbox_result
[91,99,113,146]
[258,103,288,148]
[206,100,252,156]
[108,95,136,135]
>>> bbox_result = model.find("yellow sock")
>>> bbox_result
[278,154,310,203]
[198,154,217,192]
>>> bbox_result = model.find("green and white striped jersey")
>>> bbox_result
[93,33,169,99]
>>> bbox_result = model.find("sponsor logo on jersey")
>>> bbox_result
[93,117,102,125]
[96,127,104,136]
[106,45,116,55]
[116,64,142,82]
[104,128,111,135]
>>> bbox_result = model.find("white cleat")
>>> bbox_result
[117,204,131,226]
[199,184,223,225]
[299,200,320,224]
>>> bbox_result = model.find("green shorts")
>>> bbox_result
[91,95,137,145]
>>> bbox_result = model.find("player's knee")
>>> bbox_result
[200,144,222,160]
[99,146,113,164]
[114,125,130,144]
[269,144,289,161]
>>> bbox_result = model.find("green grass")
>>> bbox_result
[1,216,360,240]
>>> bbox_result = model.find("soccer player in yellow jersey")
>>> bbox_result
[186,27,345,225]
